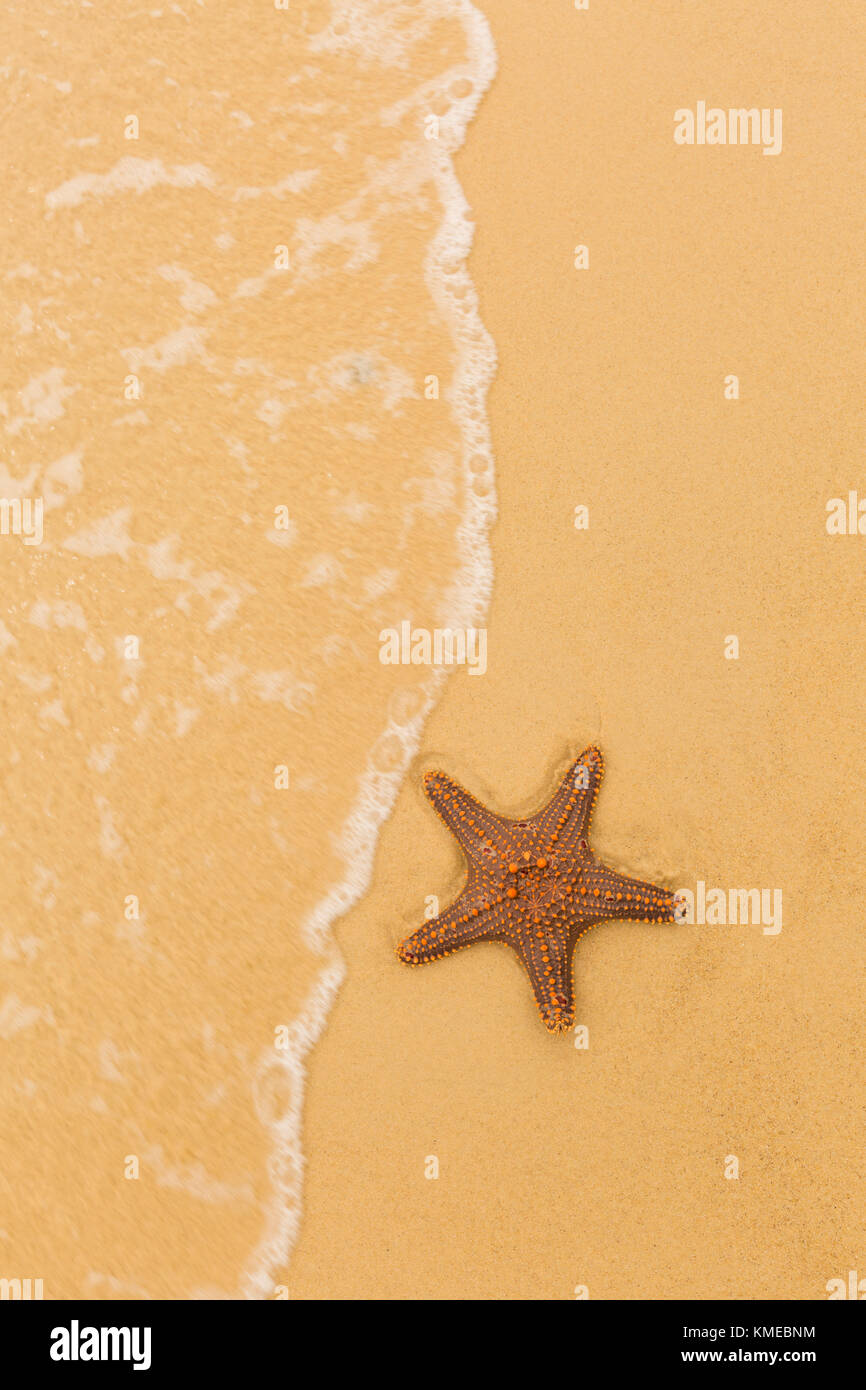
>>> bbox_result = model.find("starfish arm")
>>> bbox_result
[580,861,677,924]
[533,746,605,851]
[422,769,510,863]
[397,893,497,964]
[511,927,577,1034]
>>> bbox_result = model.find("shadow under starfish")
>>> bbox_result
[397,746,678,1033]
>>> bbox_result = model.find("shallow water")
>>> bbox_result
[0,0,495,1298]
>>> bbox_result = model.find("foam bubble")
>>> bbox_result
[388,685,426,727]
[370,731,407,774]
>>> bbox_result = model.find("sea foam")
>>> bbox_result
[240,0,497,1300]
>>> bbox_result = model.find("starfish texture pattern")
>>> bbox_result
[397,746,677,1033]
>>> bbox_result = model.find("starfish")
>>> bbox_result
[397,746,678,1033]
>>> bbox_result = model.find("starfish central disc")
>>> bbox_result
[516,865,563,915]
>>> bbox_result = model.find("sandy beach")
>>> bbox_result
[287,1,866,1299]
[1,0,864,1302]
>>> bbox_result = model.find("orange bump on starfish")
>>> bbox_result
[397,746,678,1034]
